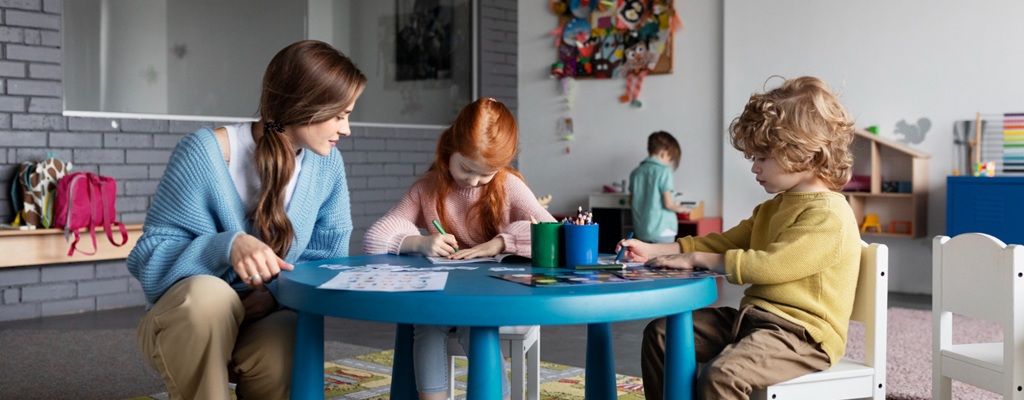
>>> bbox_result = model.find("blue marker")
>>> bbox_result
[615,231,634,263]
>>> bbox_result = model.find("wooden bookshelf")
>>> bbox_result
[843,128,930,238]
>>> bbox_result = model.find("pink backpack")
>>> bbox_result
[54,172,128,256]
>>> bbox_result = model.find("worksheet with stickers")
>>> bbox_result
[317,264,449,292]
[318,271,447,292]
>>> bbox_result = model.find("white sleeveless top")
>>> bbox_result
[224,122,304,212]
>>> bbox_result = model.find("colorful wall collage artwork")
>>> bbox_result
[549,0,677,107]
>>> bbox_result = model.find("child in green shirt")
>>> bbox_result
[628,131,690,243]
[617,76,862,400]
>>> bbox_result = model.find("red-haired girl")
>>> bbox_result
[364,97,555,399]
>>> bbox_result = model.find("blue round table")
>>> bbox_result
[278,254,717,399]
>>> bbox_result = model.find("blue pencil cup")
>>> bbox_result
[564,223,599,268]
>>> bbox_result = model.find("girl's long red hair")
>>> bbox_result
[424,98,522,243]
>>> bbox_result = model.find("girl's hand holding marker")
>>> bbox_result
[432,219,459,254]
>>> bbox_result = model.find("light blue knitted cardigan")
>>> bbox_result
[128,128,352,308]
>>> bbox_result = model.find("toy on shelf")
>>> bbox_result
[888,221,912,235]
[678,201,704,221]
[964,112,1024,176]
[974,161,996,177]
[537,194,553,209]
[860,214,882,234]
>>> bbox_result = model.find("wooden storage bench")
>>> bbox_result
[0,224,143,268]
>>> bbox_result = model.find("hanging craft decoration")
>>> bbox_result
[549,0,679,108]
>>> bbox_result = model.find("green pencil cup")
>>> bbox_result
[531,222,563,268]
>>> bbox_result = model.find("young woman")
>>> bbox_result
[128,40,366,399]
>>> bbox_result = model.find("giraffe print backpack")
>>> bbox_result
[10,154,71,229]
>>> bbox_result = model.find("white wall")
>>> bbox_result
[520,0,1024,295]
[517,1,724,217]
[722,0,1024,294]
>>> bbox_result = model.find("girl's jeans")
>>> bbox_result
[413,324,511,397]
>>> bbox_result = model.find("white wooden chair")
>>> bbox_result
[751,241,888,400]
[447,325,541,400]
[932,233,1024,399]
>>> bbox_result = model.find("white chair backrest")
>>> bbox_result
[751,241,889,400]
[853,242,888,377]
[933,233,1024,324]
[932,233,1024,399]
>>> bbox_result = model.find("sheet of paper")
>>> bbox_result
[427,256,498,264]
[597,255,645,267]
[318,271,448,292]
[426,254,529,265]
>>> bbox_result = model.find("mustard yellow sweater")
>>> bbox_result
[678,191,861,364]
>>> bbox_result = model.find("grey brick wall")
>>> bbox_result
[0,1,516,322]
[479,0,518,114]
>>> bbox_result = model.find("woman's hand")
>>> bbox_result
[231,233,293,291]
[403,234,460,257]
[239,290,277,321]
[448,237,504,260]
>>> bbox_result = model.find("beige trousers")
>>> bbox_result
[641,305,830,400]
[137,275,296,400]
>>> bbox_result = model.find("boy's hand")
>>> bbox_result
[646,253,700,270]
[616,238,653,262]
[448,237,504,260]
[615,239,681,262]
[647,251,725,272]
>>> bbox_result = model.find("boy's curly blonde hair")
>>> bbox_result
[729,76,855,191]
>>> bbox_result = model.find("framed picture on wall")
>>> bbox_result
[396,0,456,81]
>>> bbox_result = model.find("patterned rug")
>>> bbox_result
[129,349,645,400]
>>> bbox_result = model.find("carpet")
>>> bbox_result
[129,349,646,399]
[845,307,1001,400]
[127,307,1007,400]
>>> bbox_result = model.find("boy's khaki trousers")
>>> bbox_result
[641,305,830,400]
[137,275,296,400]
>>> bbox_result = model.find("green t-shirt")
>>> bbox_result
[629,157,676,242]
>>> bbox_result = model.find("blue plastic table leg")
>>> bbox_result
[290,311,324,400]
[390,324,419,398]
[664,311,696,399]
[467,326,502,400]
[585,322,617,399]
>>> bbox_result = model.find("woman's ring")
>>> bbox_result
[247,275,259,283]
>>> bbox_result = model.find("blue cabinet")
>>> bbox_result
[947,176,1024,245]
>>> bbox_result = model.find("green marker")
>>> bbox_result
[432,219,458,252]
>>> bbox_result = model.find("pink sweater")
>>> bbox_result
[363,175,556,256]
